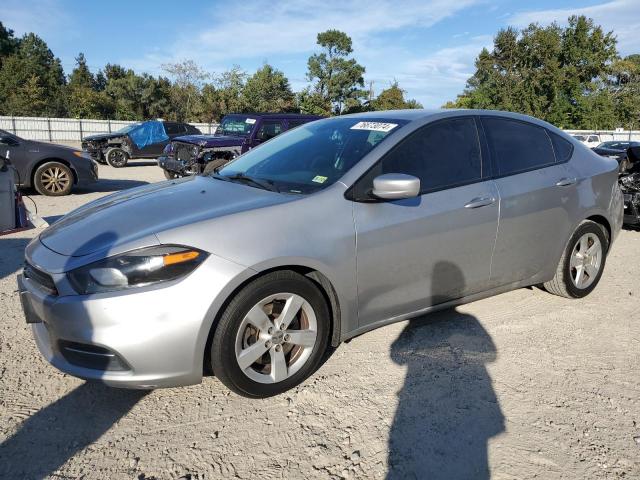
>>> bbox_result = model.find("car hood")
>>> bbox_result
[27,140,82,154]
[82,132,125,142]
[593,147,624,156]
[39,175,293,257]
[173,134,246,148]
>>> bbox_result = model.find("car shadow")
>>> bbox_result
[0,382,145,478]
[387,262,504,479]
[126,160,157,167]
[74,178,149,194]
[1,231,147,478]
[0,237,29,280]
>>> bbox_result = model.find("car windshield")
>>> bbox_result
[573,135,586,141]
[115,123,142,134]
[216,117,407,194]
[216,116,256,137]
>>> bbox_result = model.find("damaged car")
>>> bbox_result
[82,120,201,168]
[157,113,322,179]
[620,145,640,227]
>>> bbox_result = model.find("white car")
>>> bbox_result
[572,134,601,148]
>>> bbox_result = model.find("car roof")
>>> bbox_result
[225,113,323,120]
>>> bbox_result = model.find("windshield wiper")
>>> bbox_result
[213,173,279,192]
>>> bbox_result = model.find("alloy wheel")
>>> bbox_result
[234,293,318,384]
[570,232,602,289]
[40,166,70,194]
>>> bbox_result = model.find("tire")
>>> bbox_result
[105,147,129,168]
[163,169,181,180]
[210,270,331,398]
[543,220,608,298]
[203,157,230,175]
[33,161,73,196]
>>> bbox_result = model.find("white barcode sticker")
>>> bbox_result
[245,118,256,124]
[350,121,398,132]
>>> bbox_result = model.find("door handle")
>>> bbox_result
[464,197,496,209]
[556,177,577,187]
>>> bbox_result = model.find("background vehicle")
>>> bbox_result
[19,110,622,397]
[572,134,601,148]
[620,145,640,227]
[82,120,201,168]
[0,129,97,196]
[157,113,322,179]
[592,140,640,162]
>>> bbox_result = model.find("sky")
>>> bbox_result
[2,0,639,107]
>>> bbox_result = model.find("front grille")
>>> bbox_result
[173,142,199,164]
[58,340,130,371]
[23,262,57,295]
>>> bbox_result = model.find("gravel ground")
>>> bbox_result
[0,162,639,479]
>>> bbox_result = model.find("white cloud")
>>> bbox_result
[130,0,480,67]
[2,0,72,39]
[509,0,640,55]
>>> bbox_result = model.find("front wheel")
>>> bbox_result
[163,169,182,180]
[33,161,73,196]
[105,148,129,168]
[210,271,330,397]
[544,220,608,298]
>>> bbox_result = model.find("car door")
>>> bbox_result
[0,131,26,185]
[481,116,575,286]
[351,117,500,327]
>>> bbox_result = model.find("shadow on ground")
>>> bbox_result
[75,178,149,194]
[387,262,504,479]
[0,237,29,280]
[0,382,146,478]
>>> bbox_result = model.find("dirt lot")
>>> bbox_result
[0,162,639,479]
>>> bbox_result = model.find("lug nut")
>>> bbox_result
[275,345,282,352]
[280,324,286,330]
[267,327,274,334]
[284,334,291,342]
[265,341,271,348]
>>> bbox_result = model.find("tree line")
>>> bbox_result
[1,16,638,129]
[0,25,421,122]
[446,16,640,130]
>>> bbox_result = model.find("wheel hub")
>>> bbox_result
[270,330,284,344]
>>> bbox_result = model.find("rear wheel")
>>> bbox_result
[210,271,330,397]
[33,161,73,196]
[105,147,129,168]
[544,221,608,298]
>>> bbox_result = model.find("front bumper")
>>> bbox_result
[623,192,640,225]
[18,253,248,389]
[73,158,99,186]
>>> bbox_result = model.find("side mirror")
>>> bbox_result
[372,173,420,200]
[0,135,18,146]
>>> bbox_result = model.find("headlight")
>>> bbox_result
[67,245,207,294]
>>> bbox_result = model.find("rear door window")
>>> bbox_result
[362,117,482,194]
[482,117,556,176]
[165,123,187,135]
[549,132,574,163]
[256,120,284,141]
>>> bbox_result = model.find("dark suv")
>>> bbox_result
[157,113,322,178]
[82,120,202,168]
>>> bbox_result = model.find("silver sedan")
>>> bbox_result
[18,110,623,397]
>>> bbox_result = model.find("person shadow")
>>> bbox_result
[387,261,504,479]
[0,232,146,478]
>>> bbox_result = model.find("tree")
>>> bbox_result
[0,21,19,68]
[446,16,621,129]
[241,64,295,113]
[370,81,423,110]
[0,33,66,116]
[306,30,366,114]
[161,59,210,121]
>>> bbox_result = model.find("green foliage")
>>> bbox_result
[370,82,423,111]
[241,64,295,113]
[445,16,639,129]
[306,29,366,114]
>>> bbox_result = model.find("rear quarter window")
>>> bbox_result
[549,132,574,163]
[482,117,556,176]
